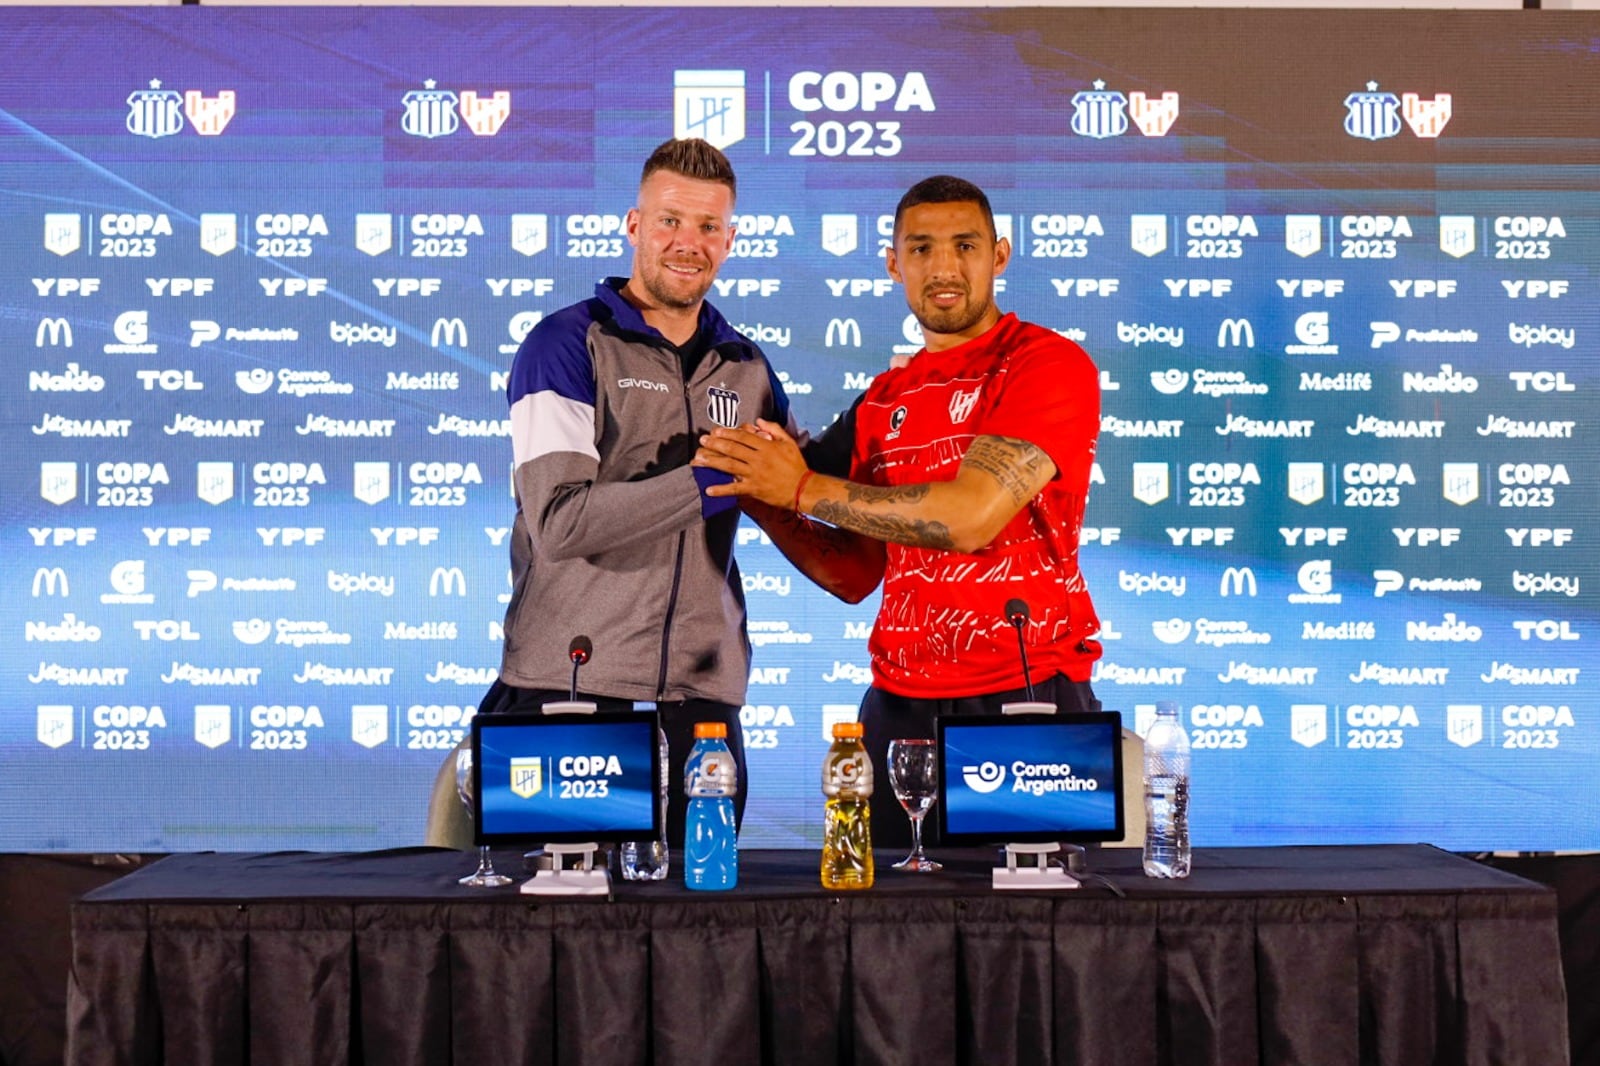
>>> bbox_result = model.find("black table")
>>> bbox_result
[65,845,1568,1066]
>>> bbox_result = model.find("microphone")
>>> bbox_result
[567,635,592,702]
[1004,599,1035,702]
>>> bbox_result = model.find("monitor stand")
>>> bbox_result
[993,841,1081,890]
[521,842,611,896]
[990,700,1082,889]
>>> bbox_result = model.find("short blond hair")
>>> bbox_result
[640,138,737,206]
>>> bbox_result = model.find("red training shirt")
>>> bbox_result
[849,313,1104,697]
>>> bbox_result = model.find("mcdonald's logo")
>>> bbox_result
[429,566,466,597]
[825,318,861,348]
[431,317,468,348]
[32,568,69,597]
[1217,318,1255,348]
[1219,567,1257,597]
[36,318,73,347]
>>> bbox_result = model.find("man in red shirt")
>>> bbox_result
[694,175,1104,846]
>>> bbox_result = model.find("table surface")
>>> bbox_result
[78,843,1550,905]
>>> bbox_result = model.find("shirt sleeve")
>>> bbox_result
[974,331,1100,487]
[508,310,700,562]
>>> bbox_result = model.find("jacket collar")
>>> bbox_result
[594,277,756,358]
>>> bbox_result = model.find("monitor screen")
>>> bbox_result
[471,711,660,846]
[937,713,1125,845]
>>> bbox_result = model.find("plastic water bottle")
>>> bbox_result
[683,722,738,891]
[820,721,874,890]
[1143,700,1191,878]
[620,725,670,881]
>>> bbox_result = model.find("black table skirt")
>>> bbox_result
[66,845,1569,1066]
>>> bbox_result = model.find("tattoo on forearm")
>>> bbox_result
[841,481,932,506]
[962,436,1051,507]
[771,508,852,558]
[813,500,955,550]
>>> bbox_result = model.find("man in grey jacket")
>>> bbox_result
[480,138,795,848]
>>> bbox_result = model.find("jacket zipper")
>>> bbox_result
[655,359,699,700]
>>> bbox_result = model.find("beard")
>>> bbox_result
[912,287,992,338]
[638,257,714,310]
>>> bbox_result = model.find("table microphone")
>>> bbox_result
[567,635,592,702]
[1004,598,1036,702]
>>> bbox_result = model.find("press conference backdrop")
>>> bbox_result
[2,8,1595,852]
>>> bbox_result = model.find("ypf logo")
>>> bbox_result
[961,761,1006,794]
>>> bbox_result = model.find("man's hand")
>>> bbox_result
[693,419,808,509]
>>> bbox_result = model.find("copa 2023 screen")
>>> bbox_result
[2,7,1595,851]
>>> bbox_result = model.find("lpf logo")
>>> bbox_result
[1285,215,1322,258]
[1291,705,1327,748]
[195,705,231,749]
[199,214,237,256]
[1447,705,1483,748]
[1288,462,1325,506]
[1439,216,1476,259]
[511,757,543,798]
[400,81,511,138]
[1344,82,1451,140]
[1130,215,1167,258]
[511,214,548,257]
[821,214,857,257]
[37,706,75,749]
[352,705,389,749]
[1443,463,1480,506]
[44,214,81,257]
[674,69,745,150]
[126,80,236,138]
[1132,462,1169,506]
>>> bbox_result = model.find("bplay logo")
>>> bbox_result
[961,761,1006,794]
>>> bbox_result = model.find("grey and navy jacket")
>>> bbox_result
[498,278,796,705]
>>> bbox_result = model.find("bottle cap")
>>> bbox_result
[830,721,863,738]
[693,721,727,739]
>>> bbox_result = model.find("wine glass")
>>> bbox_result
[888,738,942,872]
[456,746,512,887]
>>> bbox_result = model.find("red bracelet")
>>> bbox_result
[792,470,814,514]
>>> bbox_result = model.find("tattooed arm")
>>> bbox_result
[694,421,1057,555]
[740,499,887,603]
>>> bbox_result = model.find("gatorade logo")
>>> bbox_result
[961,761,1006,794]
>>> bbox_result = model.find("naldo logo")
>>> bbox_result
[962,761,1006,794]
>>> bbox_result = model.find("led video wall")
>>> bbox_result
[2,7,1596,851]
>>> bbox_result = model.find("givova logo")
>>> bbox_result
[962,761,1006,794]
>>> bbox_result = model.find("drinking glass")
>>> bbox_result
[888,738,942,872]
[456,746,512,887]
